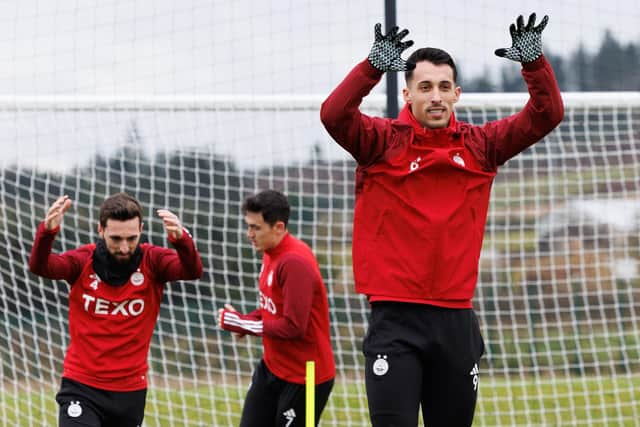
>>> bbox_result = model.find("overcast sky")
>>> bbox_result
[1,0,638,95]
[0,0,638,171]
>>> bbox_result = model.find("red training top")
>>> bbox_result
[29,222,203,391]
[221,232,335,384]
[320,56,563,308]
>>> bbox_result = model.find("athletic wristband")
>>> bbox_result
[220,309,263,336]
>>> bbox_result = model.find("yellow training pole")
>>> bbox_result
[305,360,315,427]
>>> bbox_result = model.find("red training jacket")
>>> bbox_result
[29,222,203,391]
[221,232,335,384]
[320,56,563,308]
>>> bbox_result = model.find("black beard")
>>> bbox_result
[92,238,143,286]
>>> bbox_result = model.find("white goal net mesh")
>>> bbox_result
[0,1,639,426]
[1,92,639,427]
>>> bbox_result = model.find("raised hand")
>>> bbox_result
[367,23,415,72]
[44,195,72,231]
[157,209,183,240]
[495,13,549,63]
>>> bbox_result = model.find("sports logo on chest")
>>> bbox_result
[130,270,145,286]
[81,294,145,317]
[87,273,100,290]
[80,269,148,317]
[83,269,145,290]
[409,156,422,173]
[267,270,274,287]
[259,291,277,315]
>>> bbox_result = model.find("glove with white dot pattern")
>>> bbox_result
[367,23,415,72]
[495,13,548,63]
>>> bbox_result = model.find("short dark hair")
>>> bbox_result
[99,192,143,227]
[405,47,458,83]
[242,189,290,227]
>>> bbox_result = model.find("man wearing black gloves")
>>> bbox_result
[321,14,563,427]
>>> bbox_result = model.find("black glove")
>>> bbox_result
[367,23,415,72]
[495,13,548,63]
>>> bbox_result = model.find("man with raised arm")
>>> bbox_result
[29,192,203,427]
[320,14,563,426]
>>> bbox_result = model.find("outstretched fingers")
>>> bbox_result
[393,28,410,42]
[385,25,399,39]
[509,22,518,39]
[525,13,537,30]
[535,15,549,33]
[400,39,414,51]
[374,22,383,41]
[368,22,414,72]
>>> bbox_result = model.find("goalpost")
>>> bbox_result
[0,92,638,426]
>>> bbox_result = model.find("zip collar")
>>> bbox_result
[397,102,462,146]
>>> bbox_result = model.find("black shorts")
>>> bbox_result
[362,302,484,427]
[239,359,334,427]
[56,377,147,427]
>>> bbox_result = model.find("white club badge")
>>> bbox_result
[372,354,389,376]
[67,401,82,418]
[130,271,145,286]
[409,156,422,173]
[453,153,466,167]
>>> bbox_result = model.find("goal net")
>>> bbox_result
[1,1,639,426]
[1,92,639,427]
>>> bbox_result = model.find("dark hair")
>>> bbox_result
[242,189,290,227]
[99,192,143,227]
[405,47,458,83]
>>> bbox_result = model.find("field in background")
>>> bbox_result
[2,374,639,426]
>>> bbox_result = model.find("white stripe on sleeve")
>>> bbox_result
[223,311,263,335]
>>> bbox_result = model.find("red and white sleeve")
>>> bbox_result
[220,309,263,336]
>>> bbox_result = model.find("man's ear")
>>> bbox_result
[275,221,286,234]
[453,86,461,104]
[97,223,104,238]
[402,87,411,104]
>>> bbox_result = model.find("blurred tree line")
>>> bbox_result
[464,30,640,92]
